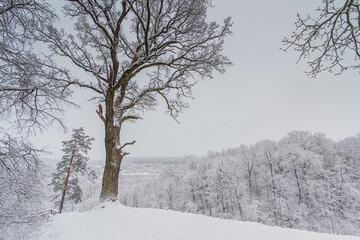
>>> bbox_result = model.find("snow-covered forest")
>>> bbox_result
[117,130,360,235]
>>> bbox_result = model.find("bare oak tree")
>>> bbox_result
[283,0,360,77]
[41,0,232,200]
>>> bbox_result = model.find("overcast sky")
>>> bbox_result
[32,0,360,160]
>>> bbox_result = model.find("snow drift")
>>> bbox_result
[36,203,359,240]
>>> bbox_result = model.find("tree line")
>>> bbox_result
[119,130,360,236]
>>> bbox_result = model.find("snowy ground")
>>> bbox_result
[36,203,360,240]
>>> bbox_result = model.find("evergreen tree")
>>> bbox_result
[50,128,95,213]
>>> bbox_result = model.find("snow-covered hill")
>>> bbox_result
[36,203,359,240]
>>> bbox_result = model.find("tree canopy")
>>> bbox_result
[40,0,232,200]
[283,0,360,77]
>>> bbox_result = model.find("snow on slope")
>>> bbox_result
[36,202,360,240]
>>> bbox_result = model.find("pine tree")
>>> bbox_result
[50,127,95,213]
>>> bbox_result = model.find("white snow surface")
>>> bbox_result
[36,202,360,240]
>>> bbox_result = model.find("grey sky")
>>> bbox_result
[32,0,360,160]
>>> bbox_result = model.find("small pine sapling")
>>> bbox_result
[50,127,95,213]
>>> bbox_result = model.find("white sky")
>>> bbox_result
[32,0,360,160]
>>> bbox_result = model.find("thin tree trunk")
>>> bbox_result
[221,190,225,213]
[294,168,302,205]
[247,170,252,196]
[100,91,123,200]
[59,154,74,213]
[269,163,278,225]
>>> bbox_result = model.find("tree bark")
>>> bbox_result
[100,91,123,200]
[59,154,74,213]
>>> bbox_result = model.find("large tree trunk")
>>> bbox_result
[100,91,123,200]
